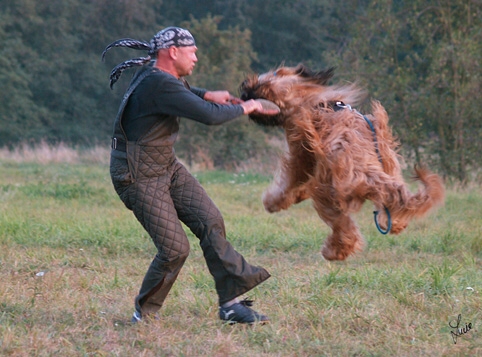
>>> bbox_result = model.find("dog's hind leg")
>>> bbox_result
[312,201,365,261]
[373,167,445,234]
[321,216,365,261]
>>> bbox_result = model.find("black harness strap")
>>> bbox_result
[111,66,155,151]
[334,101,392,235]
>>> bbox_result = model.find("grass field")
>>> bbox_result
[1,153,481,356]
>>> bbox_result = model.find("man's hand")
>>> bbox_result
[204,91,279,115]
[204,90,242,104]
[241,99,280,115]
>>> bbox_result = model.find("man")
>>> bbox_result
[102,27,272,324]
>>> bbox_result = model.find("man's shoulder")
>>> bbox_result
[144,68,182,86]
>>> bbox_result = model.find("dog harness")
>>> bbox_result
[334,101,392,235]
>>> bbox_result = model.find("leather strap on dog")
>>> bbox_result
[335,101,392,235]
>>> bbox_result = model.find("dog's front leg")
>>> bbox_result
[262,179,311,213]
[263,162,308,212]
[262,166,292,212]
[263,144,314,212]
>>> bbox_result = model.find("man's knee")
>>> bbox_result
[178,244,190,260]
[159,241,190,263]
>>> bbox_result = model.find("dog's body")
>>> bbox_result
[240,65,445,261]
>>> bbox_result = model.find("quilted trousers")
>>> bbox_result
[110,149,270,316]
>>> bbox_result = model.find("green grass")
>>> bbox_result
[1,161,481,356]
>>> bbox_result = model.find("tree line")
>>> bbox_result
[0,0,480,183]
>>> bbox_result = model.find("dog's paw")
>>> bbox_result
[262,189,285,213]
[321,246,348,261]
[389,220,408,234]
[263,197,282,213]
[377,215,408,235]
[321,232,365,261]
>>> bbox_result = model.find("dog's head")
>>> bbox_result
[239,64,336,126]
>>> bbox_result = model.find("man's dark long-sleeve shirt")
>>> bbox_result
[122,67,244,141]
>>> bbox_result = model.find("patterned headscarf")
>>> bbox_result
[102,27,196,89]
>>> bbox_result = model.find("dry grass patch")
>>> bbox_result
[1,160,481,356]
[0,141,110,165]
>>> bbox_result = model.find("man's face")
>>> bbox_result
[173,46,198,77]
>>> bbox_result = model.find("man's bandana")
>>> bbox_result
[150,27,196,50]
[102,27,196,89]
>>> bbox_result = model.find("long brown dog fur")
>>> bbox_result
[240,65,445,261]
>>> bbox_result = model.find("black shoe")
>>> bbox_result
[219,299,269,325]
[130,311,160,324]
[131,311,142,324]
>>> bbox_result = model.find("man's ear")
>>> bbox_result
[168,46,178,59]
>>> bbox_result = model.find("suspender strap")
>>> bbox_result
[112,67,156,146]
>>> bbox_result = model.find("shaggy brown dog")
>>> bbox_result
[240,65,445,261]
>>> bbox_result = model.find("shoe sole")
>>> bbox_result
[223,319,270,325]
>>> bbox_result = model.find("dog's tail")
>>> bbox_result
[380,166,445,234]
[409,166,445,217]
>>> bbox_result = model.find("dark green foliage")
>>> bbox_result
[323,0,482,184]
[0,0,161,146]
[173,15,276,169]
[0,0,481,182]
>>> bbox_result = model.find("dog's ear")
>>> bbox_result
[295,64,335,85]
